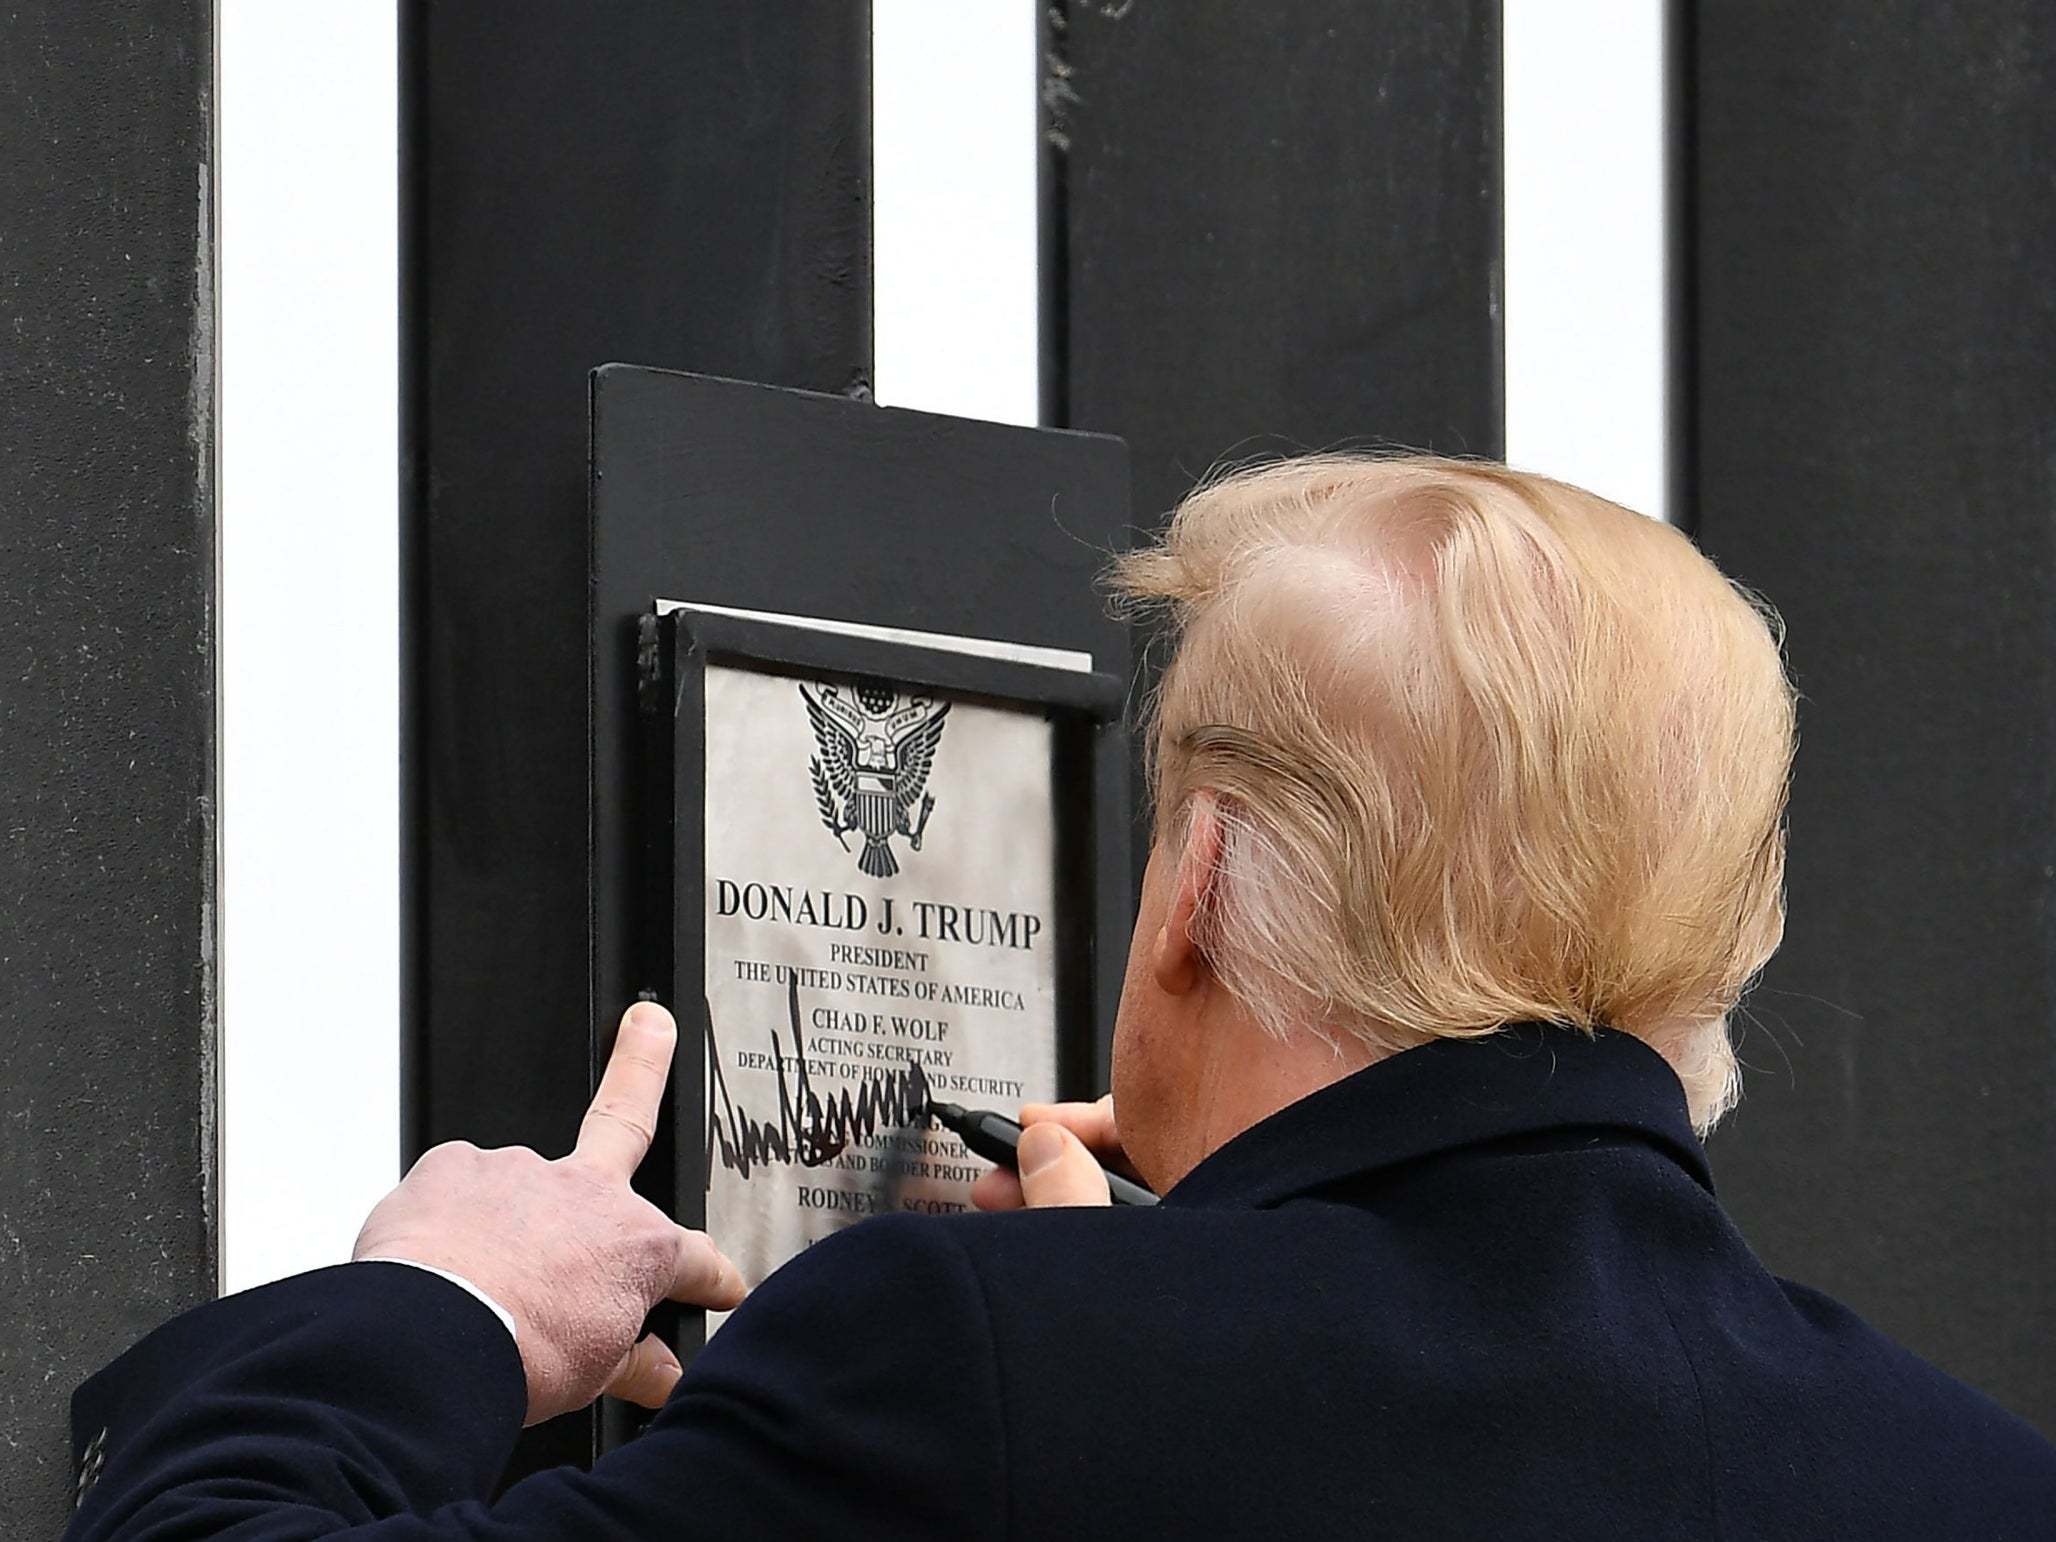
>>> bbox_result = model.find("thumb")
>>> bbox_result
[1017,1122,1111,1208]
[605,1333,684,1410]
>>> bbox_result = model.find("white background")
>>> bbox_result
[1503,0,1668,518]
[219,2,399,1290]
[874,1,1040,426]
[219,2,1666,1291]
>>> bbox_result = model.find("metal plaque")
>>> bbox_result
[699,661,1060,1317]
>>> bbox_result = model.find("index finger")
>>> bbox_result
[1017,1095,1139,1180]
[575,1001,677,1177]
[1017,1095,1120,1154]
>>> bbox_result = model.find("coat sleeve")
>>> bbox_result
[67,1216,1010,1540]
[65,1261,528,1538]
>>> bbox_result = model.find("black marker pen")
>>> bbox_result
[928,1100,1159,1207]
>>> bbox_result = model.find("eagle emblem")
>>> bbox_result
[801,678,950,878]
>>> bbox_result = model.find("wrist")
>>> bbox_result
[357,1256,519,1344]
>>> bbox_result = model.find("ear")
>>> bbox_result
[1152,792,1225,997]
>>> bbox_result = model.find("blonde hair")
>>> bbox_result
[1114,455,1796,1134]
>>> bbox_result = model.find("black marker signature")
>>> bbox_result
[705,974,931,1182]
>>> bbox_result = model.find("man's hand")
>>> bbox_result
[354,1001,743,1425]
[968,1096,1130,1210]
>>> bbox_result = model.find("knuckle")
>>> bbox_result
[413,1140,477,1175]
[481,1144,541,1175]
[637,1220,676,1268]
[673,1232,712,1276]
[613,1211,675,1288]
[670,1229,733,1297]
[587,1102,656,1147]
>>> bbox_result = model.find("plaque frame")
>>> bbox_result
[583,368,1132,1455]
[640,604,1129,1361]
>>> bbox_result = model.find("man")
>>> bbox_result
[69,457,2056,1537]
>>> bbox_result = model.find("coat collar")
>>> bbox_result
[1160,1023,1713,1209]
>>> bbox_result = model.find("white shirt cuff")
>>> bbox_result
[358,1257,518,1344]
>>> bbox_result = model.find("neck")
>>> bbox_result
[1152,1011,1382,1190]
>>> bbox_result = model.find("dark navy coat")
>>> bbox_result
[67,1027,2056,1537]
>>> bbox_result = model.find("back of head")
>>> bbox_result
[1114,455,1797,1133]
